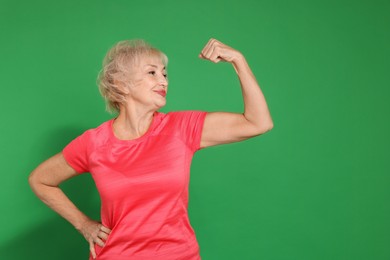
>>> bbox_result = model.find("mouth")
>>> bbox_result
[154,90,166,97]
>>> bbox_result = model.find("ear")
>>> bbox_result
[114,79,130,95]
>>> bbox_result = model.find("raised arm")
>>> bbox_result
[198,38,273,148]
[28,153,111,259]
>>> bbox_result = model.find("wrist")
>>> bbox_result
[232,53,248,74]
[231,52,244,65]
[74,215,91,232]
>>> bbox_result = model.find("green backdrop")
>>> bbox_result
[1,0,389,259]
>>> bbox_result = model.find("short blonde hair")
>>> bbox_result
[98,39,168,113]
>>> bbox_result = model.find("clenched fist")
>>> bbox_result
[199,38,243,64]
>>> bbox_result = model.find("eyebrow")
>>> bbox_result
[144,64,166,70]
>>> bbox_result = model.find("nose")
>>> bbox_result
[159,75,168,88]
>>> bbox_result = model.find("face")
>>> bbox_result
[124,55,168,110]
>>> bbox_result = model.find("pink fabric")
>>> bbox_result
[63,111,207,260]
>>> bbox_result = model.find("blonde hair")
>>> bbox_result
[98,39,168,113]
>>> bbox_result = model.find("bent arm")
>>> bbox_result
[28,153,90,231]
[29,152,111,258]
[199,39,273,148]
[234,54,274,132]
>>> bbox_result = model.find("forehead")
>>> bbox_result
[138,55,165,68]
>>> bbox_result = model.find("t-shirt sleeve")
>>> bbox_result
[172,110,207,152]
[62,131,90,173]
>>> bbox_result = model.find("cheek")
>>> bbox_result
[131,78,144,88]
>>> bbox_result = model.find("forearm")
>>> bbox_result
[30,182,90,231]
[232,55,273,131]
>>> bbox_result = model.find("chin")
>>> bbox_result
[155,100,166,110]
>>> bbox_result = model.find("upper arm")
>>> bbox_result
[29,152,79,188]
[200,112,272,148]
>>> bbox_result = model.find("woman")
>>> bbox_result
[29,38,273,260]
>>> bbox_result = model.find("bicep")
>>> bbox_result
[29,152,79,187]
[200,112,264,148]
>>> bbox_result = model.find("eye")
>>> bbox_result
[148,71,156,75]
[163,73,168,78]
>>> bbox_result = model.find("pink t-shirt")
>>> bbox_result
[63,110,207,260]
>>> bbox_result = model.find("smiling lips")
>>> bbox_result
[155,90,166,97]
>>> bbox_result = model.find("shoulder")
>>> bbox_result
[165,110,207,122]
[160,110,207,133]
[72,119,113,146]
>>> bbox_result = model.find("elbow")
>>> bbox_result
[28,170,43,194]
[28,171,38,191]
[254,121,274,135]
[266,121,274,132]
[28,172,48,200]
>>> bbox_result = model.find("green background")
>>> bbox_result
[1,0,389,259]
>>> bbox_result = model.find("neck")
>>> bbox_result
[113,103,156,140]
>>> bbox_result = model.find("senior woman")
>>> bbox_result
[29,38,273,260]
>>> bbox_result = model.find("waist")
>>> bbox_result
[93,235,200,260]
